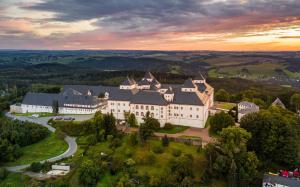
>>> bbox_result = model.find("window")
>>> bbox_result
[146,106,149,110]
[151,106,154,110]
[118,110,120,112]
[136,112,139,116]
[118,103,120,106]
[141,112,144,117]
[190,115,192,118]
[161,115,163,118]
[181,107,183,110]
[196,108,199,111]
[141,105,144,110]
[151,113,154,117]
[136,105,139,109]
[190,107,192,110]
[196,115,199,118]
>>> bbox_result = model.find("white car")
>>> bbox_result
[31,114,40,118]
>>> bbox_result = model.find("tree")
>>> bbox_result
[98,92,105,99]
[143,111,160,130]
[52,100,59,114]
[129,132,138,146]
[240,110,298,166]
[93,111,104,141]
[127,113,138,127]
[205,126,259,185]
[210,112,235,134]
[0,168,8,181]
[162,135,169,147]
[215,89,230,102]
[138,123,154,144]
[79,160,102,186]
[290,93,300,112]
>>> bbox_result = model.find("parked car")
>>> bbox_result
[63,117,75,121]
[31,114,40,118]
[53,116,63,120]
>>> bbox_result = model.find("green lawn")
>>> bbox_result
[5,133,68,166]
[0,172,25,187]
[179,135,202,140]
[215,102,236,110]
[14,112,55,117]
[155,125,189,134]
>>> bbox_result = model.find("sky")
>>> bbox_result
[0,0,300,51]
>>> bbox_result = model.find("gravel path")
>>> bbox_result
[4,113,77,173]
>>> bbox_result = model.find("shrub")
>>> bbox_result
[110,156,124,175]
[145,152,156,164]
[129,132,138,146]
[0,168,8,181]
[109,137,122,149]
[164,123,173,130]
[30,162,43,172]
[152,145,164,154]
[87,134,98,146]
[125,149,133,157]
[79,160,102,186]
[161,135,169,147]
[55,128,66,140]
[210,111,235,134]
[172,149,182,157]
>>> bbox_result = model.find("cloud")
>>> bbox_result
[279,36,300,39]
[24,0,300,34]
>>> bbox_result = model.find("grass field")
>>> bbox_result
[215,102,236,110]
[0,172,24,187]
[155,125,189,134]
[14,112,55,117]
[5,133,68,166]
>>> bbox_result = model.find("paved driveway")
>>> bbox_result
[4,113,77,172]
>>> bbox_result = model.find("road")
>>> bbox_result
[4,113,77,172]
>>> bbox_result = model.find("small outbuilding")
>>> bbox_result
[272,98,286,109]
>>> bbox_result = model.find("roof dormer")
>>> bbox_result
[193,74,206,84]
[164,87,174,102]
[181,79,196,92]
[120,76,136,90]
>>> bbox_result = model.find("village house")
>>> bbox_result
[237,101,260,122]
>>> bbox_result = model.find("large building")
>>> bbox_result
[20,72,214,128]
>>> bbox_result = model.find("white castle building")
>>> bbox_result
[20,72,214,128]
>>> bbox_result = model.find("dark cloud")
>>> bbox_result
[24,0,300,34]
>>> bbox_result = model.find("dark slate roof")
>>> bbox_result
[138,78,151,85]
[160,84,181,89]
[108,88,137,101]
[22,93,59,106]
[121,76,136,86]
[60,94,99,106]
[131,91,167,105]
[196,83,207,92]
[194,74,205,80]
[183,79,195,88]
[144,72,154,80]
[165,87,174,94]
[172,87,204,106]
[63,85,117,97]
[263,174,300,187]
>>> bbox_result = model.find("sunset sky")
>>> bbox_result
[0,0,300,51]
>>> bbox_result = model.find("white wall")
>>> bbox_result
[21,104,53,113]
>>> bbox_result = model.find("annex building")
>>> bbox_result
[20,72,214,128]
